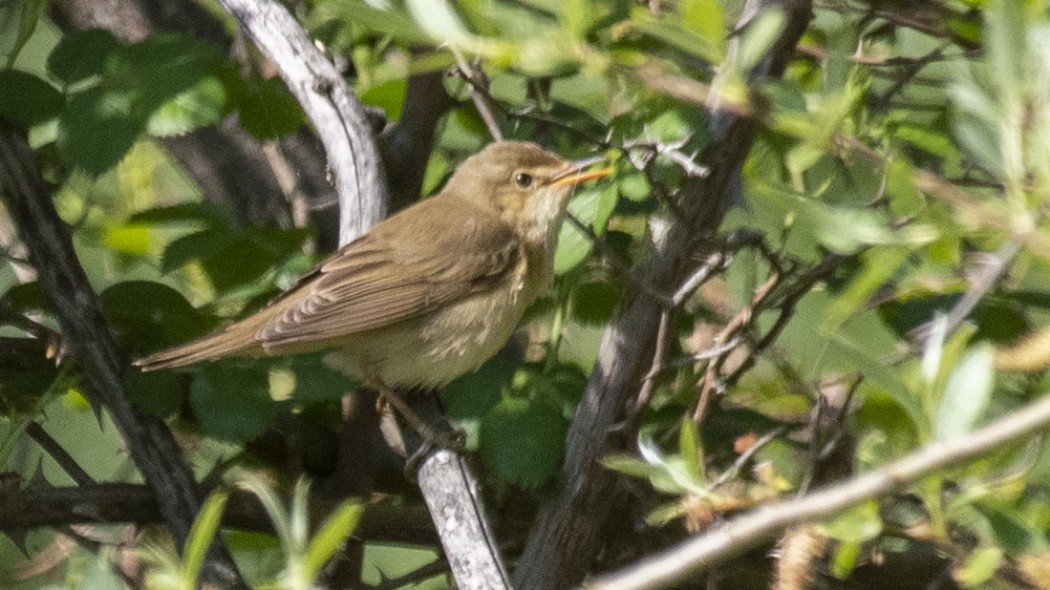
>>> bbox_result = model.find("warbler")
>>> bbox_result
[136,141,611,394]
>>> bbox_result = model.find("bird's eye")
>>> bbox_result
[514,172,533,189]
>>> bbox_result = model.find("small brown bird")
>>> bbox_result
[136,141,611,394]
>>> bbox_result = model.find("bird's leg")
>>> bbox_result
[370,380,465,453]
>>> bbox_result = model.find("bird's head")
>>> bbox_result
[441,141,612,244]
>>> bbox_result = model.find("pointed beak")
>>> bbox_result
[547,155,613,188]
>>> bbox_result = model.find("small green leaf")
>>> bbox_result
[182,490,230,588]
[602,454,665,479]
[0,0,46,67]
[161,228,236,274]
[47,28,120,84]
[820,501,882,543]
[679,417,703,481]
[736,9,786,72]
[237,76,305,139]
[104,223,153,256]
[57,84,142,174]
[480,397,567,488]
[618,172,651,202]
[680,0,724,59]
[0,70,64,127]
[287,353,357,403]
[956,546,1003,588]
[554,186,610,274]
[129,202,228,226]
[301,502,365,584]
[935,344,995,442]
[123,368,183,418]
[442,356,515,420]
[146,76,227,137]
[101,280,214,352]
[829,540,862,579]
[569,281,620,325]
[191,364,276,443]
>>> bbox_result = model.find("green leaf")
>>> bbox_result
[104,222,153,256]
[560,0,591,39]
[182,490,230,588]
[237,76,305,139]
[123,368,183,418]
[824,246,911,332]
[146,76,227,137]
[56,33,227,173]
[618,172,651,202]
[0,0,46,67]
[680,0,724,60]
[554,185,614,274]
[161,228,236,274]
[47,28,120,85]
[57,84,143,174]
[301,502,365,584]
[956,546,1003,588]
[569,281,620,325]
[679,417,703,481]
[191,364,276,443]
[829,541,863,580]
[0,70,64,127]
[631,12,720,64]
[820,501,882,543]
[602,454,666,479]
[442,356,515,420]
[736,9,786,72]
[480,397,567,488]
[101,280,214,352]
[935,344,995,442]
[287,353,357,403]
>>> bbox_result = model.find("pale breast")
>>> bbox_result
[324,249,548,389]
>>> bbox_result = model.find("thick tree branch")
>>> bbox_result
[0,124,246,588]
[379,70,456,212]
[512,1,813,588]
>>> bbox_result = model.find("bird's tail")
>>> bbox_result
[134,321,263,371]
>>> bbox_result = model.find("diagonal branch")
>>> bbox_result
[584,387,1050,590]
[0,124,246,588]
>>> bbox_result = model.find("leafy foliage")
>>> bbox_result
[8,0,1050,588]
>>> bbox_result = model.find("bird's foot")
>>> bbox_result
[403,427,467,480]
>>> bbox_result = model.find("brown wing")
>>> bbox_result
[135,197,519,370]
[255,197,519,348]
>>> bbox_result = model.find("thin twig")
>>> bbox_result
[450,46,504,141]
[711,426,787,489]
[908,238,1024,346]
[26,422,94,487]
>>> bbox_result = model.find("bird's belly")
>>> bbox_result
[323,281,534,389]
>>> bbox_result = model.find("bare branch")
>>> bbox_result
[451,47,504,141]
[585,390,1050,590]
